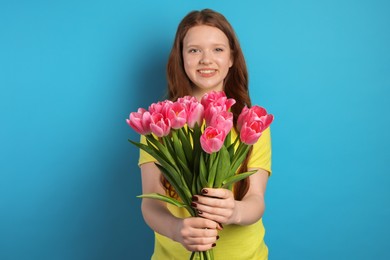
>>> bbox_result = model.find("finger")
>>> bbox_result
[196,210,227,225]
[188,226,218,238]
[201,188,231,199]
[185,231,218,248]
[194,196,235,209]
[186,242,217,252]
[186,236,218,246]
[196,204,228,217]
[186,218,220,231]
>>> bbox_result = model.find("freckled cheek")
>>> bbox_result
[215,56,231,66]
[183,63,195,79]
[186,57,198,67]
[183,63,192,74]
[184,60,199,74]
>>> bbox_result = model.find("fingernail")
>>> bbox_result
[216,235,220,240]
[218,223,223,229]
[201,188,208,194]
[212,243,216,247]
[192,196,198,201]
[197,209,203,215]
[191,202,197,208]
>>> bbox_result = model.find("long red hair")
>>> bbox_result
[164,9,252,200]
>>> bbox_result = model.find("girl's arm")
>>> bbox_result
[140,162,221,251]
[190,168,268,226]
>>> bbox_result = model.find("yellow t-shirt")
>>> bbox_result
[138,128,272,260]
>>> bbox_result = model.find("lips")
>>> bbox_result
[198,69,217,77]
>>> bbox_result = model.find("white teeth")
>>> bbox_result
[199,70,215,74]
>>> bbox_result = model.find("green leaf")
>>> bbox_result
[199,152,209,189]
[206,249,214,260]
[179,171,193,196]
[129,136,198,215]
[128,139,157,158]
[228,135,240,160]
[224,131,231,147]
[190,252,196,260]
[128,139,177,175]
[155,163,193,206]
[191,131,200,195]
[137,193,185,208]
[214,146,230,188]
[196,175,203,195]
[191,173,198,196]
[171,131,193,187]
[191,123,202,154]
[230,143,250,175]
[221,170,257,189]
[178,128,193,166]
[154,164,186,200]
[192,132,202,177]
[138,193,196,216]
[146,135,177,168]
[207,152,218,187]
[162,136,176,161]
[175,153,193,189]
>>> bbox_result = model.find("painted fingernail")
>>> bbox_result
[218,223,224,229]
[192,196,198,201]
[216,235,220,240]
[201,188,208,194]
[197,209,203,215]
[191,202,197,208]
[212,243,216,247]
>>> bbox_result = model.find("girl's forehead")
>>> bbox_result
[183,25,229,45]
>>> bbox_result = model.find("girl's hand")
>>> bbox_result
[173,217,220,252]
[191,188,238,225]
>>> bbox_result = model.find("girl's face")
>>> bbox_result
[182,25,233,99]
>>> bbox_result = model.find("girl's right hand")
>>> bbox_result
[173,217,221,252]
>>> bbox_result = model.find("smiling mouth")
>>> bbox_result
[198,69,217,76]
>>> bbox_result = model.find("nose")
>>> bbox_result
[199,50,212,65]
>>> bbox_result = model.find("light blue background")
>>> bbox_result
[1,0,389,259]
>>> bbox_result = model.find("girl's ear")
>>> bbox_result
[229,54,234,68]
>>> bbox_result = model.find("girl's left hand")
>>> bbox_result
[191,188,238,225]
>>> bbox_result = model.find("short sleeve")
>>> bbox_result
[247,127,272,175]
[138,135,157,166]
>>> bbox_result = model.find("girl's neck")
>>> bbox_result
[192,91,205,101]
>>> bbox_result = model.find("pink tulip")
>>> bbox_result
[126,108,151,135]
[237,106,250,132]
[257,113,274,131]
[149,100,173,116]
[240,120,264,145]
[201,91,236,111]
[201,91,226,108]
[178,95,198,105]
[200,126,226,154]
[202,91,235,126]
[207,111,233,135]
[150,113,171,137]
[166,102,187,129]
[237,105,273,132]
[186,102,204,128]
[178,96,205,128]
[204,104,224,126]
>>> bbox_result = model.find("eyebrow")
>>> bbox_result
[184,43,228,48]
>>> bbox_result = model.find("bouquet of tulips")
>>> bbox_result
[126,91,273,260]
